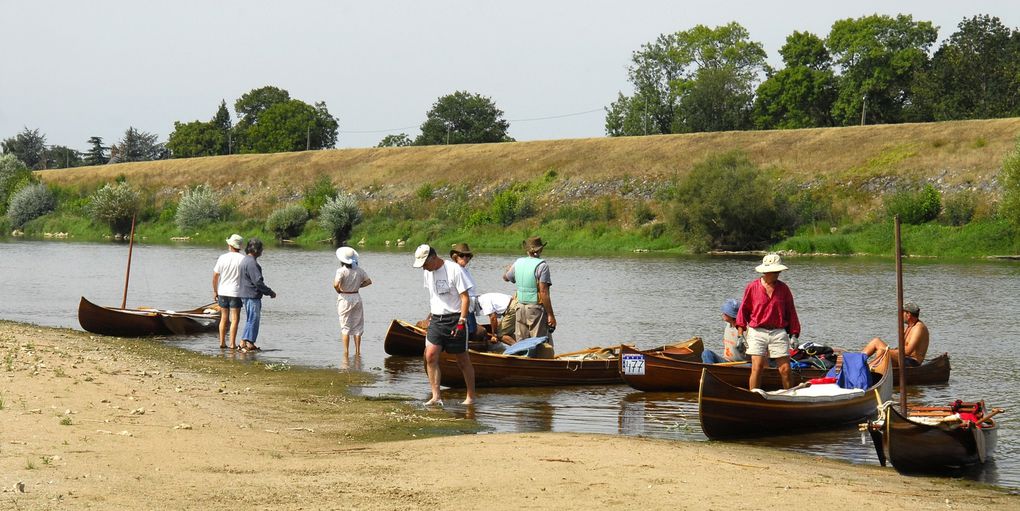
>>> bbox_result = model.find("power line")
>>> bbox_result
[337,107,604,134]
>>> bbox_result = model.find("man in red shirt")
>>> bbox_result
[736,253,801,390]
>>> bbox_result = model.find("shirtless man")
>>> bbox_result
[862,301,930,368]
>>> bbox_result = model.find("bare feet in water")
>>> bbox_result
[423,397,443,407]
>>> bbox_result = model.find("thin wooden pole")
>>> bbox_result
[894,216,907,412]
[121,213,137,309]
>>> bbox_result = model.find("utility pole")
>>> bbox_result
[860,93,867,126]
[306,126,311,150]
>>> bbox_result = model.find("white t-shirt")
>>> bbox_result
[213,251,245,297]
[477,293,512,316]
[423,260,469,315]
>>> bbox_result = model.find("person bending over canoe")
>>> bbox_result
[212,234,245,350]
[503,236,556,345]
[476,292,518,347]
[862,301,929,368]
[701,298,749,364]
[736,254,801,390]
[413,244,476,406]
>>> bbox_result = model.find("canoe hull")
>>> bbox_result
[879,404,998,473]
[437,349,622,388]
[78,297,218,337]
[621,346,949,392]
[698,359,893,439]
[383,319,497,356]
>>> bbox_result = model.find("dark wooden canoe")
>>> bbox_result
[383,319,491,356]
[620,345,950,392]
[437,338,702,388]
[866,402,1000,473]
[78,296,219,337]
[698,356,892,439]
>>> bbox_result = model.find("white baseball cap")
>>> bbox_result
[226,234,243,250]
[412,244,432,268]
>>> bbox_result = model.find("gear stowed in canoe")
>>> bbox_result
[77,296,220,337]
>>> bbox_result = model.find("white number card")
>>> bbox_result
[621,354,645,376]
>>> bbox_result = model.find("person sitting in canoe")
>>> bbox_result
[862,301,929,368]
[701,298,749,364]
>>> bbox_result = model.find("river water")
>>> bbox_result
[1,240,1017,487]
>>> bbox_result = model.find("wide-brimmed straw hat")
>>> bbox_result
[226,234,244,250]
[755,253,788,273]
[522,236,547,252]
[336,246,359,265]
[449,242,473,258]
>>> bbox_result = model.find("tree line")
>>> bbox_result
[3,13,1019,170]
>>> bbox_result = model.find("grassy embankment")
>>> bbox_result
[31,117,1020,257]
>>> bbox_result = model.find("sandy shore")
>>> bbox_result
[1,321,1016,510]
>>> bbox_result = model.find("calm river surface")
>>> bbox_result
[2,240,1018,487]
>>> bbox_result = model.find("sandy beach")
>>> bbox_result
[1,321,1016,510]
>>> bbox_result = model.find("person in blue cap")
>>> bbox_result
[701,298,749,364]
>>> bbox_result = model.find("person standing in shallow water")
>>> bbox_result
[333,246,372,356]
[503,236,556,344]
[237,237,277,352]
[414,244,476,406]
[449,243,482,340]
[736,253,800,390]
[213,234,245,349]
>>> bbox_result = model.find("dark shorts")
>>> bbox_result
[426,313,468,354]
[217,295,242,309]
[904,357,921,367]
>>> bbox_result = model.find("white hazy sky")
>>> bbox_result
[2,1,1018,150]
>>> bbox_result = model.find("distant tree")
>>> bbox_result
[913,15,1020,121]
[377,133,412,147]
[1000,140,1020,230]
[212,99,233,154]
[86,182,141,234]
[319,193,363,247]
[234,86,291,126]
[45,145,83,169]
[0,153,32,215]
[826,14,937,125]
[83,136,109,166]
[606,22,769,135]
[1,127,47,170]
[111,127,166,163]
[753,31,837,129]
[241,99,338,153]
[167,120,226,158]
[415,91,513,145]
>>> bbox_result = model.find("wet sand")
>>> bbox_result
[1,321,1016,510]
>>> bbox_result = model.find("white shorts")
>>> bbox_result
[745,327,790,359]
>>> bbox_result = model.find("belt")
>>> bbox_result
[338,291,359,294]
[431,312,460,319]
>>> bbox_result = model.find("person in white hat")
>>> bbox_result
[333,246,372,357]
[212,234,245,349]
[413,243,476,406]
[735,253,800,390]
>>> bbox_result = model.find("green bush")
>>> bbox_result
[320,193,363,246]
[1000,143,1020,229]
[175,185,221,232]
[7,183,56,228]
[884,183,941,225]
[302,177,337,214]
[633,202,656,225]
[265,204,309,240]
[491,189,533,227]
[415,182,435,201]
[86,183,141,234]
[0,154,32,215]
[668,152,796,251]
[940,191,977,226]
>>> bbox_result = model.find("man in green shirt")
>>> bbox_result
[503,236,556,344]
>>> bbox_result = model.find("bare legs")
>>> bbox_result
[423,344,476,406]
[775,356,792,389]
[218,307,240,349]
[455,352,476,405]
[749,355,793,390]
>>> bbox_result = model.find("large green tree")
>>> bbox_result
[111,127,166,162]
[45,145,82,169]
[1,128,47,170]
[414,91,513,145]
[167,120,227,158]
[826,14,937,125]
[913,15,1020,121]
[83,136,109,166]
[212,99,233,154]
[752,31,837,129]
[606,22,769,135]
[243,99,339,153]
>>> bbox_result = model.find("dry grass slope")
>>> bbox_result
[38,118,1020,212]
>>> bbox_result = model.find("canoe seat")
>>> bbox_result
[755,383,864,402]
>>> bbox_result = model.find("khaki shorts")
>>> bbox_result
[745,327,790,359]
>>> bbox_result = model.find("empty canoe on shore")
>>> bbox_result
[620,345,949,392]
[698,355,892,439]
[78,296,219,337]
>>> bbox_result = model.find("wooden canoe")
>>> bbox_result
[78,296,219,337]
[698,355,892,439]
[866,401,1000,473]
[383,319,491,356]
[620,345,950,392]
[437,338,702,388]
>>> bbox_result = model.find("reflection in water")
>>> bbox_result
[2,241,1018,488]
[340,353,363,372]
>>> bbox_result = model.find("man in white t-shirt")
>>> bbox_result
[413,244,476,406]
[476,292,517,346]
[212,234,245,349]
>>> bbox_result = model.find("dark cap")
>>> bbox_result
[902,302,920,315]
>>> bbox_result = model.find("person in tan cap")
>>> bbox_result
[212,234,245,349]
[861,301,930,368]
[736,253,800,390]
[503,236,556,344]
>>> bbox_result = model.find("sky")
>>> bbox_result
[2,0,1019,151]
